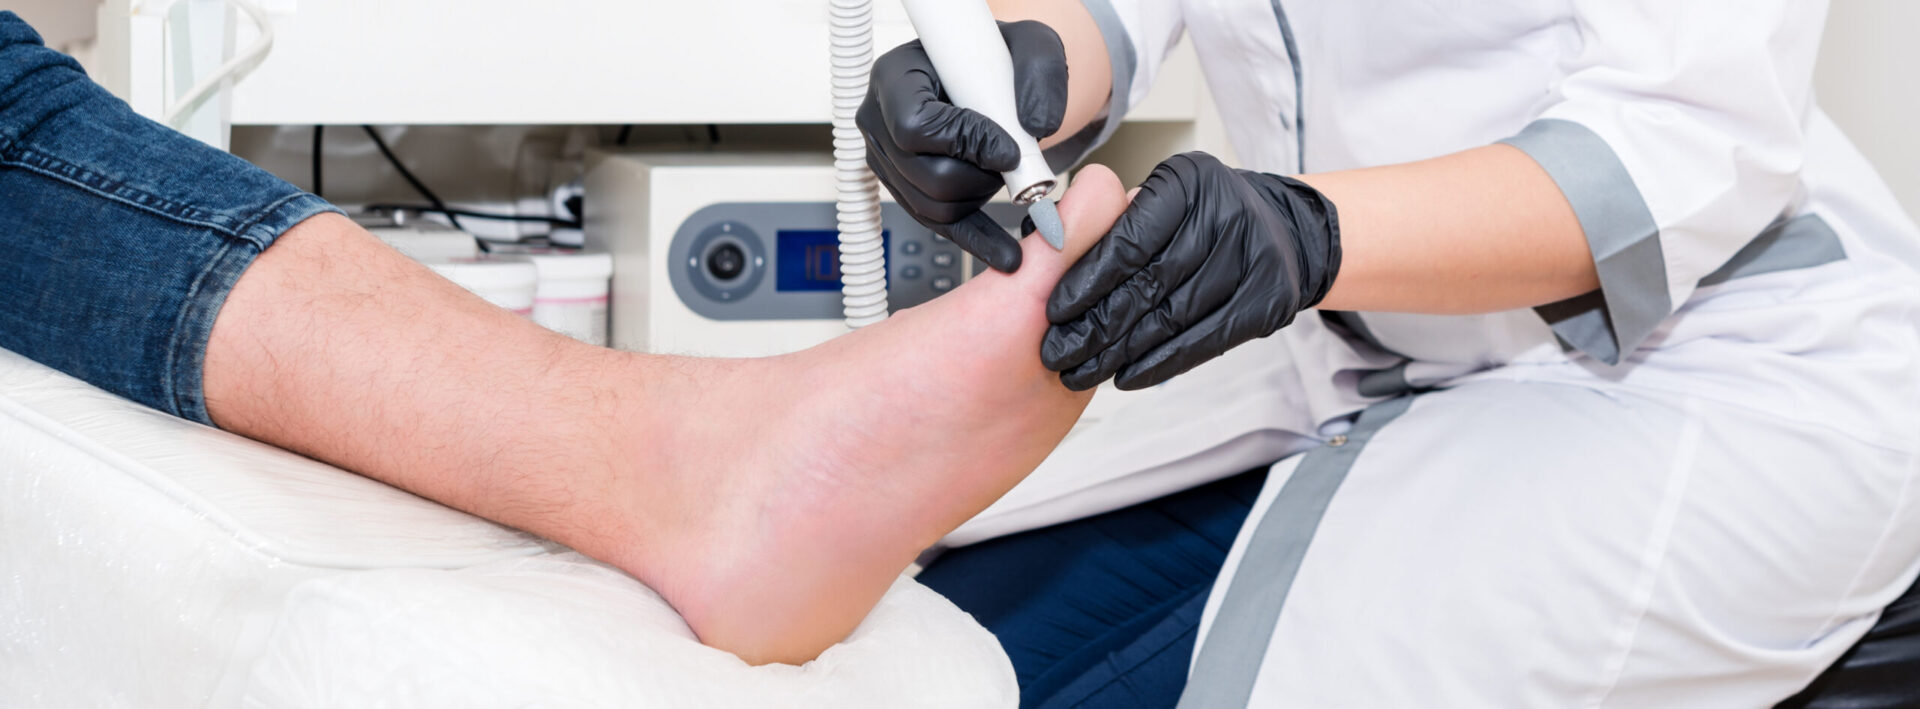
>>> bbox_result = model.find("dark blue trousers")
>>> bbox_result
[918,468,1268,709]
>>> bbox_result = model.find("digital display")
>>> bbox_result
[776,229,889,292]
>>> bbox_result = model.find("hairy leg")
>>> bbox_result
[204,214,649,551]
[204,166,1130,665]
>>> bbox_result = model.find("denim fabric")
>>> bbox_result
[0,12,337,425]
[919,468,1267,709]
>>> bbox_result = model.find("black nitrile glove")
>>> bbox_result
[1042,152,1342,391]
[857,20,1068,273]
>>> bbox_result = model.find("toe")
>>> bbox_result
[1055,164,1128,260]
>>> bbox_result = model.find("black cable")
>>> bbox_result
[311,125,324,198]
[365,203,582,228]
[359,125,487,252]
[707,124,720,144]
[616,124,633,146]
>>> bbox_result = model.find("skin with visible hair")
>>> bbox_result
[204,164,1133,665]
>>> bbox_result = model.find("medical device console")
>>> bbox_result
[583,150,1026,358]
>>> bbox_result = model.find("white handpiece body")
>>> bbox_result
[901,0,1056,205]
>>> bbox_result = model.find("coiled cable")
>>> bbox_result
[829,0,889,328]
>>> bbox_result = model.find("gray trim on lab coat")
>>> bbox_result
[1178,395,1417,709]
[1501,118,1668,366]
[1044,0,1138,171]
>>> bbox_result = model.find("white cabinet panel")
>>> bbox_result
[176,0,1199,126]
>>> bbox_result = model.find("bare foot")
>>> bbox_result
[595,165,1131,664]
[208,160,1128,668]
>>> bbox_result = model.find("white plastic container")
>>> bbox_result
[526,251,613,346]
[428,257,539,317]
[363,219,480,263]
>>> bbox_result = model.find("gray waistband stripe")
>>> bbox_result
[1355,361,1413,398]
[1697,214,1846,287]
[1177,395,1417,709]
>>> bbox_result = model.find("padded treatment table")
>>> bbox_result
[0,348,1015,707]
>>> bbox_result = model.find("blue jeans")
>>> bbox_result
[0,12,335,425]
[918,468,1268,709]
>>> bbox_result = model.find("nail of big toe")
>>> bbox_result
[1061,165,1128,217]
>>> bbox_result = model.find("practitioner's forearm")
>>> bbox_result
[987,0,1112,146]
[1304,143,1597,314]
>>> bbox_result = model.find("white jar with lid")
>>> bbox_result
[428,257,539,317]
[527,251,613,346]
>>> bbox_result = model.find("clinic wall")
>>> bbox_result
[182,1,1917,226]
[1817,0,1920,222]
[8,0,95,48]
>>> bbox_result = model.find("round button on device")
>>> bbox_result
[901,265,924,280]
[707,242,747,281]
[680,220,766,307]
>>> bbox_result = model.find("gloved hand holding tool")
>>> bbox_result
[858,19,1068,273]
[1042,151,1343,391]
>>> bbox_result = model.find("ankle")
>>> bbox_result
[590,351,774,610]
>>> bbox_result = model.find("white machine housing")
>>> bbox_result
[585,150,1011,357]
[582,149,1142,430]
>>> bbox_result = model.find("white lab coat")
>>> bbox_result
[947,1,1920,704]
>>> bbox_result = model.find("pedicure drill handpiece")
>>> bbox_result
[900,0,1066,252]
